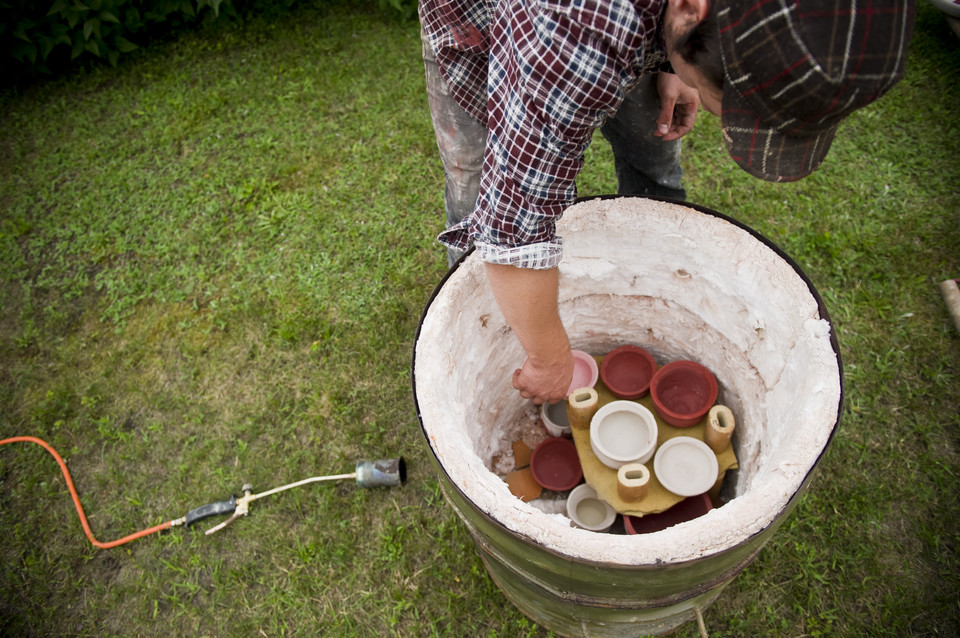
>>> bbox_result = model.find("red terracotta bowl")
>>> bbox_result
[530,437,583,491]
[599,345,658,399]
[622,493,713,534]
[649,360,718,427]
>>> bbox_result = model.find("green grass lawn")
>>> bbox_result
[1,2,958,636]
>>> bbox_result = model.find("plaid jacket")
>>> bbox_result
[421,0,667,268]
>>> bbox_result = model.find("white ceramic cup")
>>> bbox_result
[541,400,571,437]
[566,483,617,532]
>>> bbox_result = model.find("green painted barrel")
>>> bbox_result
[413,197,842,636]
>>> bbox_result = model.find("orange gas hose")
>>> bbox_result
[0,436,176,549]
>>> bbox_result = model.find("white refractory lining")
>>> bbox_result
[414,197,841,565]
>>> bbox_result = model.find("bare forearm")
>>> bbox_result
[485,263,573,403]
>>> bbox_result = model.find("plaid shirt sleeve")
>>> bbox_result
[426,0,663,268]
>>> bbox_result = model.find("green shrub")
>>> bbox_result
[4,1,206,74]
[1,0,381,82]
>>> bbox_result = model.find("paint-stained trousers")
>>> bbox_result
[422,35,685,267]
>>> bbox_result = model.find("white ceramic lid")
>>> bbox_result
[589,400,659,468]
[654,436,720,497]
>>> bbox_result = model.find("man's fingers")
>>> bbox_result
[655,97,677,137]
[513,366,565,405]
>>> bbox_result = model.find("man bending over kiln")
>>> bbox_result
[420,0,914,404]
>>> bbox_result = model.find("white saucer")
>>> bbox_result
[654,436,719,497]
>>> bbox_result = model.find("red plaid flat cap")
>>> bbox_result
[717,0,915,182]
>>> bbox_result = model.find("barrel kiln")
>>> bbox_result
[413,197,843,636]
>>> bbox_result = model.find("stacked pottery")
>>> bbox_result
[581,346,733,533]
[514,345,735,535]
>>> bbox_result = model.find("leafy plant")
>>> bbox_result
[1,0,409,81]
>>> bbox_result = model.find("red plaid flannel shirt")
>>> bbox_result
[421,0,666,268]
